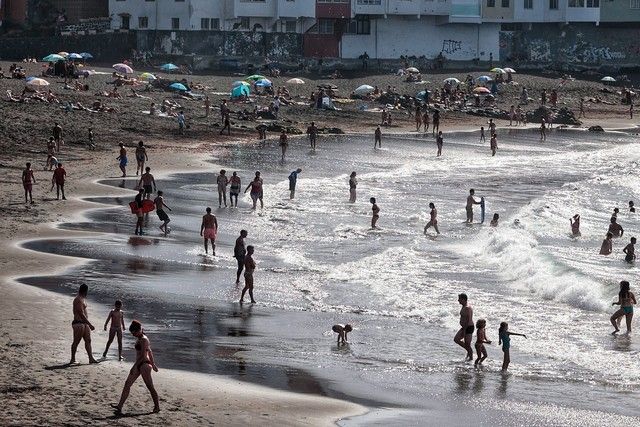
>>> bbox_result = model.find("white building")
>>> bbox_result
[109,0,315,32]
[482,0,600,23]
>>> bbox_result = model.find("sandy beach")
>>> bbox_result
[1,61,639,425]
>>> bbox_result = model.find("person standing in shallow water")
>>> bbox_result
[623,237,636,263]
[70,283,98,364]
[112,320,160,415]
[600,232,613,255]
[370,197,380,228]
[436,131,443,157]
[279,130,288,160]
[424,202,440,235]
[374,126,382,149]
[234,230,248,285]
[465,189,481,224]
[200,207,218,255]
[570,214,581,236]
[240,246,256,303]
[288,168,302,199]
[498,322,526,371]
[454,293,474,361]
[349,172,357,203]
[610,280,636,334]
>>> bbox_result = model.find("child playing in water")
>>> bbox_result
[103,300,125,360]
[623,237,636,263]
[479,126,486,143]
[498,322,526,371]
[570,214,581,236]
[600,232,613,255]
[370,197,380,229]
[332,324,353,345]
[474,319,491,366]
[490,213,499,227]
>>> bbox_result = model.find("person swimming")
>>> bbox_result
[600,232,614,255]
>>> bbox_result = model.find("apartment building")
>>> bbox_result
[600,0,640,23]
[109,0,314,32]
[482,0,600,23]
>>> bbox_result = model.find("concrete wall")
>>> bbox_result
[341,15,499,60]
[482,0,514,21]
[0,32,135,60]
[136,30,302,59]
[499,23,640,65]
[600,0,640,22]
[50,0,108,23]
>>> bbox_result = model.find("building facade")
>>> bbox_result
[600,0,640,23]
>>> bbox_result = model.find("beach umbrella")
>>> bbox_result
[80,52,93,59]
[601,76,616,82]
[416,90,431,100]
[42,54,65,62]
[443,77,461,84]
[26,78,50,87]
[113,63,134,74]
[255,78,272,87]
[68,53,83,60]
[169,82,188,92]
[231,85,250,98]
[406,67,420,73]
[503,67,516,73]
[473,87,491,94]
[58,51,69,57]
[139,72,157,81]
[286,78,305,85]
[354,84,375,95]
[245,74,266,81]
[160,63,179,71]
[476,75,492,83]
[232,80,250,88]
[491,67,506,74]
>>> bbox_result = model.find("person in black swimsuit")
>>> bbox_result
[112,320,160,415]
[454,293,474,361]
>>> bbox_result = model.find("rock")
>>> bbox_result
[527,106,581,125]
[256,111,277,120]
[588,125,604,132]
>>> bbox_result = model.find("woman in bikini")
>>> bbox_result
[611,280,636,334]
[112,320,160,415]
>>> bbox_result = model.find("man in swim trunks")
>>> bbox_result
[623,237,636,263]
[307,121,318,150]
[52,162,66,200]
[229,172,241,207]
[466,189,481,224]
[454,293,474,361]
[239,245,256,303]
[135,141,148,176]
[608,217,624,238]
[424,202,440,235]
[117,143,128,177]
[234,229,248,284]
[374,126,382,149]
[288,168,302,199]
[137,167,156,200]
[70,283,98,364]
[53,121,63,153]
[153,190,172,236]
[22,162,35,204]
[134,188,145,235]
[200,207,218,255]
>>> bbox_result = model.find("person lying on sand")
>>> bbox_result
[128,88,150,99]
[6,90,25,102]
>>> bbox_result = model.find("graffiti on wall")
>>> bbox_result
[529,40,551,62]
[441,40,462,55]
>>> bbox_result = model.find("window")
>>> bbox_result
[285,20,296,32]
[501,0,509,6]
[549,0,558,8]
[524,0,532,8]
[586,0,599,6]
[175,0,184,2]
[346,15,371,34]
[632,0,640,9]
[317,0,349,3]
[317,19,334,34]
[240,17,250,29]
[145,0,154,2]
[121,15,130,29]
[201,18,209,29]
[171,17,180,29]
[357,0,382,4]
[138,16,148,28]
[487,0,495,7]
[568,0,584,7]
[211,18,220,29]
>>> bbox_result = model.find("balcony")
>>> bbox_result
[316,0,350,19]
[231,0,277,18]
[277,0,315,17]
[352,0,386,15]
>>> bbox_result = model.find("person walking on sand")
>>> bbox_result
[432,110,440,135]
[454,293,474,361]
[540,118,547,141]
[53,122,63,153]
[374,126,382,149]
[217,169,229,208]
[220,112,231,136]
[436,131,444,157]
[370,197,380,229]
[498,322,526,371]
[117,143,128,177]
[52,162,66,200]
[244,174,264,209]
[465,189,481,224]
[608,217,624,238]
[229,172,241,208]
[234,230,248,284]
[70,283,98,364]
[349,172,357,203]
[424,202,440,235]
[111,320,160,415]
[135,141,148,176]
[600,232,614,255]
[22,162,35,204]
[474,319,491,366]
[103,300,125,360]
[239,245,256,303]
[490,133,498,156]
[46,137,56,170]
[307,121,318,150]
[415,105,422,131]
[200,207,218,255]
[279,130,288,161]
[422,109,430,133]
[134,188,145,235]
[138,167,156,200]
[570,214,581,236]
[288,168,302,199]
[611,280,636,334]
[623,237,636,263]
[177,111,185,135]
[153,191,172,236]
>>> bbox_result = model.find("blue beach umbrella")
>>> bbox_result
[255,78,272,87]
[80,52,94,59]
[68,53,83,60]
[169,82,188,92]
[42,54,65,62]
[160,63,179,71]
[477,75,492,83]
[231,85,250,98]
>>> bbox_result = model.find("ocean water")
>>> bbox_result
[21,129,640,425]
